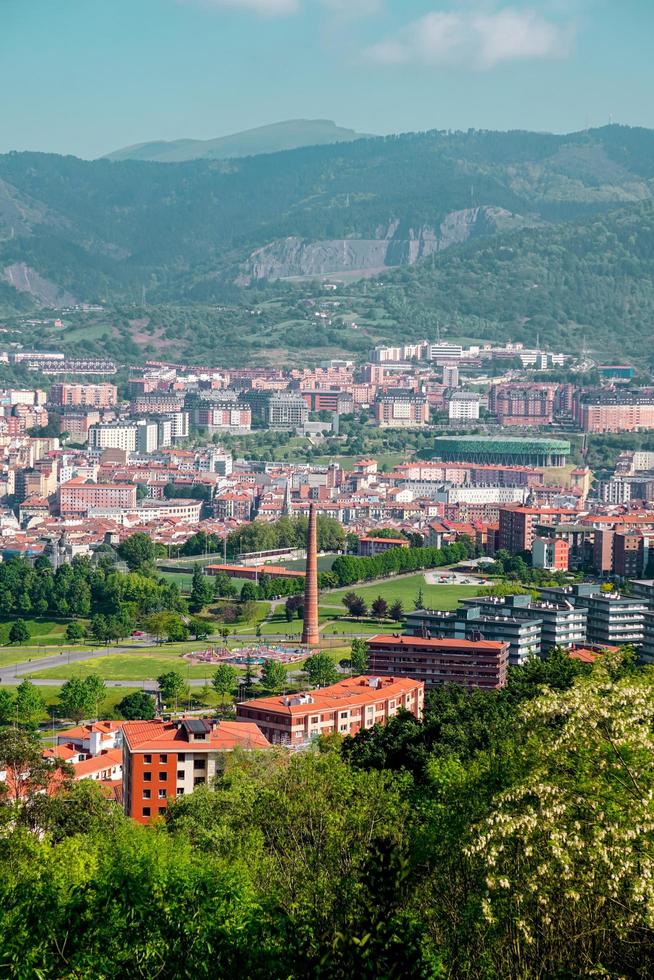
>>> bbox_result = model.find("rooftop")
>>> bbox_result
[123,719,270,752]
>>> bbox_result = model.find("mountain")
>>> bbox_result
[103,119,374,163]
[2,124,654,366]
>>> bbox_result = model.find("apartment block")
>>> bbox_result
[49,383,118,408]
[367,635,509,689]
[374,390,430,428]
[59,478,137,516]
[236,675,424,745]
[123,718,270,823]
[405,605,541,665]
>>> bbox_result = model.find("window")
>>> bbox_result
[142,807,151,817]
[340,724,348,732]
[143,772,152,782]
[142,789,151,799]
[160,754,167,764]
[159,807,166,815]
[178,753,186,762]
[144,754,152,764]
[194,776,204,786]
[177,770,184,780]
[158,789,166,799]
[340,712,348,719]
[193,758,206,769]
[310,716,319,724]
[159,772,167,781]
[176,788,184,796]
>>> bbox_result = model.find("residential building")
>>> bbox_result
[405,605,541,665]
[584,593,647,647]
[574,391,654,433]
[489,383,556,427]
[122,718,270,824]
[366,635,509,689]
[374,390,429,428]
[447,391,480,421]
[49,383,118,408]
[532,535,570,571]
[236,675,424,745]
[358,535,409,557]
[89,422,138,452]
[246,391,308,429]
[59,478,137,516]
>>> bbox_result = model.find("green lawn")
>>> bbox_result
[0,618,73,646]
[0,684,144,724]
[29,650,228,682]
[324,574,481,611]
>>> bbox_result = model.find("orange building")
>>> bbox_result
[236,675,424,746]
[122,718,269,824]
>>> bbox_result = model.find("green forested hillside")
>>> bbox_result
[1,125,654,364]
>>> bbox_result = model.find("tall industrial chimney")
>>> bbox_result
[302,502,320,647]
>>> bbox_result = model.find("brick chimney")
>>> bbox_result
[302,502,320,647]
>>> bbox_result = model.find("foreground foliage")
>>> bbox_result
[1,652,653,977]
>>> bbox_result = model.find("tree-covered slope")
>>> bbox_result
[1,125,654,310]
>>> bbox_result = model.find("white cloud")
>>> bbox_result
[192,0,299,15]
[365,5,575,69]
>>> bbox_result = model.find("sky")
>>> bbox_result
[1,0,653,158]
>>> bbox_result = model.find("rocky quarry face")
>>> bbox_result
[237,206,523,282]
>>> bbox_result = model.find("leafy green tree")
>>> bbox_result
[260,659,286,694]
[0,728,71,804]
[240,581,259,602]
[117,532,155,572]
[157,671,188,710]
[0,688,14,726]
[14,680,45,728]
[9,619,30,645]
[213,571,237,599]
[350,638,369,676]
[414,587,424,610]
[304,652,338,688]
[189,565,214,613]
[212,663,239,705]
[59,676,105,723]
[66,621,86,644]
[189,617,211,640]
[117,690,156,720]
[166,616,189,643]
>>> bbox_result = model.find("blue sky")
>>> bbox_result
[2,0,652,157]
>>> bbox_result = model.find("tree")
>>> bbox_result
[213,571,237,599]
[304,652,338,688]
[240,581,259,602]
[59,676,105,723]
[212,663,239,705]
[189,617,211,640]
[14,680,45,728]
[157,671,188,711]
[117,532,155,572]
[66,621,86,644]
[260,659,286,694]
[166,617,189,643]
[348,595,368,618]
[189,565,214,613]
[371,596,389,621]
[389,600,404,622]
[0,688,13,726]
[342,591,359,614]
[117,690,156,720]
[414,587,424,610]
[350,638,369,676]
[144,611,172,644]
[0,728,71,804]
[9,619,30,645]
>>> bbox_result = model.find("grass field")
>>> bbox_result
[29,649,227,682]
[324,574,481,611]
[0,618,74,646]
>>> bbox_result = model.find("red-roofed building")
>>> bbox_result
[367,634,510,689]
[236,675,424,745]
[122,718,270,823]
